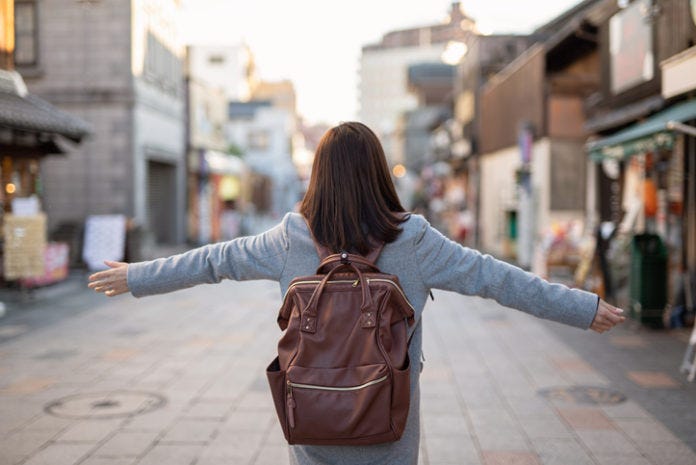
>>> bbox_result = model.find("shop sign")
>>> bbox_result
[609,0,654,94]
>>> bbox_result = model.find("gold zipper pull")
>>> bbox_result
[352,279,360,287]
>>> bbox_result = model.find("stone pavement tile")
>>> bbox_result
[253,443,290,465]
[531,438,593,465]
[120,409,179,432]
[22,414,76,434]
[159,418,219,443]
[55,419,125,443]
[600,400,652,419]
[626,371,680,388]
[0,429,58,465]
[556,408,615,430]
[481,450,541,465]
[475,427,530,452]
[0,405,41,435]
[421,381,460,397]
[181,399,232,420]
[422,413,470,437]
[221,410,274,433]
[633,440,696,465]
[101,348,140,362]
[137,444,203,465]
[91,430,160,457]
[236,391,275,411]
[518,416,573,440]
[265,423,287,445]
[608,335,649,348]
[528,373,571,390]
[421,393,462,414]
[574,430,640,456]
[505,396,557,418]
[594,454,652,465]
[550,357,594,373]
[22,442,95,465]
[562,370,611,386]
[468,408,517,430]
[613,418,680,443]
[210,430,265,449]
[196,444,256,465]
[0,377,56,395]
[424,435,479,464]
[79,458,135,465]
[458,388,506,410]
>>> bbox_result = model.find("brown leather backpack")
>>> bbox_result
[266,244,415,445]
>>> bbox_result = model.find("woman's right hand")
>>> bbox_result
[590,299,626,333]
[87,260,130,297]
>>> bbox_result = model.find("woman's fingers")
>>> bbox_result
[590,300,627,333]
[87,261,129,297]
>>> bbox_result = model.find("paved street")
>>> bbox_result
[1,278,695,465]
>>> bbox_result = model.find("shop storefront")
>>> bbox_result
[586,99,696,327]
[188,149,245,245]
[0,70,90,287]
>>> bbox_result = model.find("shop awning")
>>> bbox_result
[205,150,244,175]
[586,99,696,161]
[0,71,91,144]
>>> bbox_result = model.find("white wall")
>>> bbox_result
[226,107,300,216]
[480,138,585,270]
[186,44,252,101]
[359,44,446,162]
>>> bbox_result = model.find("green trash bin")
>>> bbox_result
[630,233,667,328]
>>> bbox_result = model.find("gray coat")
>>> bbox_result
[127,212,599,465]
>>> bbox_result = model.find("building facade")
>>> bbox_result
[478,0,604,271]
[185,43,254,101]
[583,0,696,325]
[226,99,301,221]
[1,0,90,282]
[358,2,474,166]
[17,0,186,246]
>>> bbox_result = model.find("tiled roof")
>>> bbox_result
[0,70,91,142]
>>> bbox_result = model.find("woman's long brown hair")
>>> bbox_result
[300,121,408,255]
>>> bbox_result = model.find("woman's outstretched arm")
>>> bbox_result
[412,215,624,333]
[88,213,291,298]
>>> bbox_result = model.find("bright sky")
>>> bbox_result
[181,0,583,125]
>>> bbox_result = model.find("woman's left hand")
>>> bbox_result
[88,260,130,297]
[590,299,626,333]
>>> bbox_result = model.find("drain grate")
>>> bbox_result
[45,391,166,419]
[537,386,626,405]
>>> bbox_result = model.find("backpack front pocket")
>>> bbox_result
[285,363,392,442]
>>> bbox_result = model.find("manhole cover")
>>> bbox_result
[45,391,166,419]
[538,386,626,405]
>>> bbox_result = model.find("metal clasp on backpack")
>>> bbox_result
[340,252,350,265]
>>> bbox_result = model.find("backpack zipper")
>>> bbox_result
[289,375,388,392]
[285,375,388,429]
[284,279,415,311]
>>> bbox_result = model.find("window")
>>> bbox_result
[14,1,38,67]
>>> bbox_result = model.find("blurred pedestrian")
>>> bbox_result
[88,121,625,465]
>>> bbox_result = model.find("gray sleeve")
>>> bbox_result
[412,216,598,329]
[126,213,291,298]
